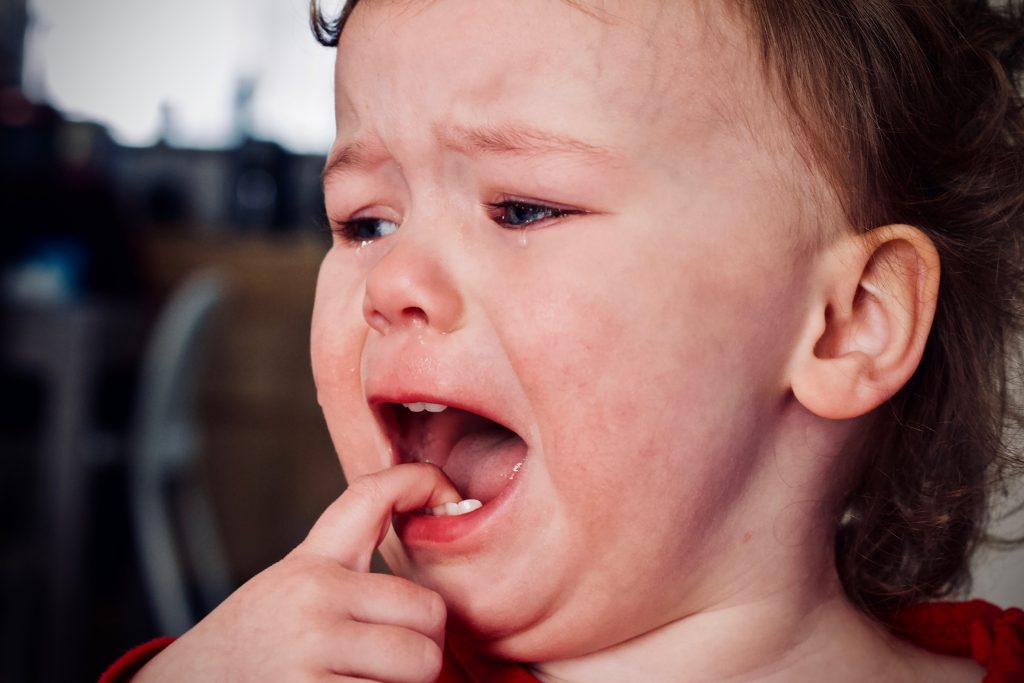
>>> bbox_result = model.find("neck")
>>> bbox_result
[527,410,979,682]
[532,558,918,683]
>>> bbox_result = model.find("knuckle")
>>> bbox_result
[414,637,444,681]
[377,575,446,627]
[344,474,388,510]
[274,559,341,612]
[423,590,446,628]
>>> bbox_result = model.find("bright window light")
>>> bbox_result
[23,0,338,154]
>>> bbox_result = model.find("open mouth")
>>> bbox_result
[379,401,528,515]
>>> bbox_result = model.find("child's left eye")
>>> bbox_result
[487,200,579,228]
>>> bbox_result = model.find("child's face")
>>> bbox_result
[313,0,828,660]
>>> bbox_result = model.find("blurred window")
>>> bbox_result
[21,0,338,153]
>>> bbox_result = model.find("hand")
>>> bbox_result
[134,463,461,682]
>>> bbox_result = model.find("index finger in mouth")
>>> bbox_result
[300,462,463,571]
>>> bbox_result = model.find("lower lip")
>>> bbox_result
[394,470,522,548]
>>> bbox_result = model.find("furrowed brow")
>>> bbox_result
[322,123,623,186]
[437,122,621,162]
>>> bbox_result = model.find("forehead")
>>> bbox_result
[334,0,767,156]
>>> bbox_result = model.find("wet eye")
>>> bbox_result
[488,200,577,228]
[332,217,398,243]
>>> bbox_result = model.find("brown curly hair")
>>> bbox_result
[310,0,1024,619]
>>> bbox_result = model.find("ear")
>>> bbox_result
[790,225,940,420]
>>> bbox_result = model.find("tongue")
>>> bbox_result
[442,424,527,503]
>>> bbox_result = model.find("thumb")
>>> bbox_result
[300,462,461,572]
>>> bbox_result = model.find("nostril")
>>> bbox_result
[365,309,391,333]
[401,306,428,326]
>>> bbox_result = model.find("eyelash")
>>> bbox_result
[330,199,581,245]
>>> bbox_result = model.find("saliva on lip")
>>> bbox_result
[415,458,524,516]
[412,461,522,517]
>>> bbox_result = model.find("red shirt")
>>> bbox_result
[100,599,1024,683]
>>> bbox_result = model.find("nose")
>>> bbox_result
[362,233,464,335]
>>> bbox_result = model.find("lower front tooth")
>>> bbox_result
[430,499,483,516]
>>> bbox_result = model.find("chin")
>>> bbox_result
[393,560,562,658]
[428,575,605,663]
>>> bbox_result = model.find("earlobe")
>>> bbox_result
[791,225,940,421]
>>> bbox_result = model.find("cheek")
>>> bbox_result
[491,224,802,528]
[311,250,381,478]
[311,250,360,393]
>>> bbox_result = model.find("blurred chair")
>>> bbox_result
[130,270,233,636]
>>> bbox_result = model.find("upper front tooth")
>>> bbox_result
[402,402,447,413]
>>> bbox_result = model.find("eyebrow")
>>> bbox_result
[321,122,622,185]
[321,138,379,184]
[436,122,619,161]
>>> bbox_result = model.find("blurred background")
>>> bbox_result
[0,0,1022,681]
[0,0,346,680]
